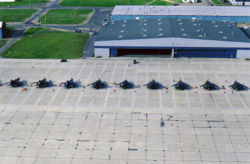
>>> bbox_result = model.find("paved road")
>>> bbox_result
[0,0,113,57]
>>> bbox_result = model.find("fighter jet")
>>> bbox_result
[200,80,220,90]
[144,80,163,90]
[32,78,53,88]
[88,79,107,89]
[116,80,134,89]
[8,78,26,87]
[60,79,80,89]
[229,81,248,91]
[172,80,191,90]
[60,59,68,62]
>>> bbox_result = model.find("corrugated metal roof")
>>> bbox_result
[111,6,250,17]
[96,18,250,43]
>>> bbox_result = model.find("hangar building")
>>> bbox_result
[94,18,250,58]
[111,6,250,23]
[229,0,250,6]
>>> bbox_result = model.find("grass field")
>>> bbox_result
[60,0,153,7]
[39,9,93,24]
[0,9,38,22]
[150,0,173,5]
[2,28,89,59]
[0,39,8,48]
[211,0,223,5]
[0,0,48,7]
[211,0,232,5]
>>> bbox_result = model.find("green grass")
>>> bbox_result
[2,28,89,59]
[0,9,38,22]
[0,39,8,48]
[150,0,173,5]
[0,0,48,7]
[39,9,93,24]
[211,0,232,5]
[60,0,153,7]
[211,0,223,5]
[175,0,182,3]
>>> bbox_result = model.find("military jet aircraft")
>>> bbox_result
[133,59,139,64]
[144,80,163,90]
[32,78,53,88]
[8,78,26,87]
[60,79,80,89]
[88,79,107,89]
[200,80,220,90]
[172,80,192,90]
[116,80,134,89]
[229,81,248,91]
[60,59,68,62]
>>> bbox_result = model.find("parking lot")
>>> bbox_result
[0,58,250,164]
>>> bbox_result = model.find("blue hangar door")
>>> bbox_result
[175,49,237,58]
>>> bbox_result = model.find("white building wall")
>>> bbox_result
[95,38,250,49]
[94,48,109,57]
[237,50,250,58]
[111,6,250,17]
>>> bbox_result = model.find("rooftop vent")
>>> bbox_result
[158,22,162,25]
[144,19,148,22]
[212,21,216,24]
[181,28,185,31]
[158,18,161,21]
[179,22,183,25]
[223,36,228,40]
[183,33,187,37]
[198,34,203,38]
[120,30,124,33]
[214,25,219,28]
[158,28,162,31]
[122,24,126,27]
[118,35,123,38]
[158,33,163,36]
[219,31,223,34]
[111,21,115,24]
[196,29,200,32]
[123,20,127,23]
[136,17,140,20]
[144,23,148,26]
[144,29,147,32]
[193,23,197,26]
[143,34,147,37]
[178,18,182,21]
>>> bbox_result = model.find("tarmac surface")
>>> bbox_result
[0,58,250,164]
